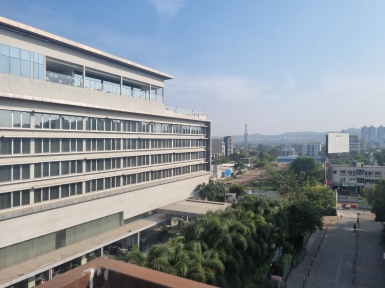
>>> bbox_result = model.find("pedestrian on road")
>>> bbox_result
[353,223,357,232]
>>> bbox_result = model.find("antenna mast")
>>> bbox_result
[244,123,248,151]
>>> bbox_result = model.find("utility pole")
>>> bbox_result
[244,123,248,151]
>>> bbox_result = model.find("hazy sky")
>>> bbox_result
[1,1,385,136]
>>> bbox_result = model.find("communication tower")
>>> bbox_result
[244,123,248,151]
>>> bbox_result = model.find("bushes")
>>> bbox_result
[278,254,292,273]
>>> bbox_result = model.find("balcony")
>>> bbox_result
[46,71,82,87]
[165,106,206,117]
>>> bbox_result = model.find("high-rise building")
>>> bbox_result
[349,135,366,152]
[361,126,376,142]
[377,126,385,142]
[211,138,224,155]
[0,17,210,287]
[223,136,233,157]
[303,142,322,157]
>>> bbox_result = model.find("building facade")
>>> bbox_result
[223,136,233,157]
[377,125,385,142]
[303,142,322,157]
[349,135,366,153]
[330,162,385,192]
[0,17,210,288]
[361,126,376,142]
[280,147,296,156]
[211,138,224,155]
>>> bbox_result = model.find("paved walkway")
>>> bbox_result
[286,209,385,288]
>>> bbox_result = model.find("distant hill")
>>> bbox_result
[218,128,361,144]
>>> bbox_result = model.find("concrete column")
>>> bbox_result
[149,84,152,101]
[137,232,140,246]
[120,76,123,95]
[100,247,104,256]
[48,269,53,280]
[30,188,34,205]
[82,66,85,88]
[30,163,34,180]
[81,255,87,265]
[30,53,33,79]
[30,138,35,154]
[162,87,165,103]
[27,276,35,288]
[43,55,46,81]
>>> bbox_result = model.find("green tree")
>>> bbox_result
[374,149,385,166]
[228,184,245,197]
[234,161,245,171]
[197,181,226,201]
[366,180,385,222]
[304,185,336,215]
[289,157,322,184]
[229,153,240,162]
[285,200,323,248]
[216,155,229,164]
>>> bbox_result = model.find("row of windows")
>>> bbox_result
[0,137,206,155]
[0,153,207,182]
[0,43,44,80]
[0,109,207,134]
[336,170,382,176]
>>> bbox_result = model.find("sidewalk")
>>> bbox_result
[286,210,385,288]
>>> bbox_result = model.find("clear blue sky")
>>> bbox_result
[1,0,385,136]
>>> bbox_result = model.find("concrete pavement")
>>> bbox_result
[286,208,385,288]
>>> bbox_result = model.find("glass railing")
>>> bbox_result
[165,106,206,116]
[46,71,83,87]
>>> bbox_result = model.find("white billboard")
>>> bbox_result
[327,133,349,154]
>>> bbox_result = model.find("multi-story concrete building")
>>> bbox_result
[223,136,233,157]
[330,162,385,192]
[377,125,385,142]
[303,142,322,157]
[0,17,211,287]
[361,125,376,142]
[211,138,224,155]
[280,147,296,156]
[349,135,366,153]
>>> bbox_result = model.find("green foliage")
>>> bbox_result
[254,160,270,168]
[234,161,245,171]
[196,180,226,201]
[374,149,385,166]
[124,246,147,266]
[304,185,336,215]
[366,180,385,222]
[216,155,229,164]
[289,157,322,184]
[229,184,245,197]
[278,254,292,272]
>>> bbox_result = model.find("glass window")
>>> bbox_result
[35,163,42,178]
[0,110,12,127]
[22,190,30,205]
[10,57,20,76]
[97,139,104,151]
[13,138,21,154]
[70,183,76,196]
[34,189,41,203]
[13,191,20,206]
[61,185,69,198]
[0,54,10,74]
[43,188,49,201]
[77,117,83,130]
[50,186,59,200]
[105,178,111,189]
[105,139,111,150]
[97,179,103,190]
[22,138,30,154]
[20,59,31,78]
[22,164,30,179]
[13,111,21,128]
[62,139,70,152]
[50,162,60,176]
[70,116,77,130]
[43,139,49,153]
[86,181,90,193]
[51,114,60,129]
[43,163,49,177]
[77,160,82,173]
[76,182,82,194]
[35,113,42,129]
[33,53,44,80]
[0,192,11,210]
[61,161,69,175]
[43,114,49,128]
[61,116,70,129]
[21,112,30,128]
[10,47,20,58]
[13,165,21,180]
[97,118,104,131]
[51,139,60,153]
[105,119,112,131]
[70,139,76,152]
[0,138,12,154]
[77,139,83,151]
[97,159,104,171]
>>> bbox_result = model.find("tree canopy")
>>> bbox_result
[365,180,385,222]
[374,149,385,166]
[289,157,322,184]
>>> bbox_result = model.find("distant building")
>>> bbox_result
[303,142,322,157]
[280,147,296,156]
[361,126,376,142]
[349,135,366,152]
[377,125,385,142]
[211,138,225,155]
[223,136,233,157]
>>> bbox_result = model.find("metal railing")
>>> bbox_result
[165,106,205,117]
